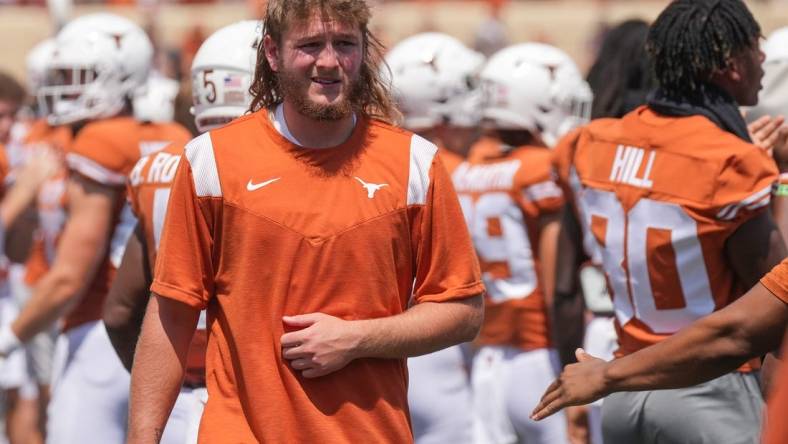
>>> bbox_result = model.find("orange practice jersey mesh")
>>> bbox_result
[127,142,206,386]
[21,120,73,285]
[63,117,191,331]
[151,110,483,443]
[452,137,563,349]
[570,106,777,361]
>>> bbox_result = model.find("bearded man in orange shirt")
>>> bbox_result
[127,2,485,443]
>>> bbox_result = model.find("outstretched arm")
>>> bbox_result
[281,294,483,378]
[531,281,788,420]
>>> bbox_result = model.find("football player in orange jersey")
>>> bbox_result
[0,13,191,444]
[455,42,590,444]
[537,1,785,443]
[551,19,656,444]
[129,1,484,443]
[386,32,485,444]
[103,20,261,444]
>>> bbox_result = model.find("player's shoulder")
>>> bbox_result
[208,111,258,137]
[367,118,427,153]
[78,116,138,141]
[510,145,558,185]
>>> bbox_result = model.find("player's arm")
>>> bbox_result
[725,209,787,290]
[552,205,587,368]
[538,210,561,310]
[531,280,788,420]
[0,174,118,353]
[128,294,199,444]
[104,223,152,372]
[281,294,483,378]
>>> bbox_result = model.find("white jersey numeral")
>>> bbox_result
[583,189,715,333]
[459,193,537,302]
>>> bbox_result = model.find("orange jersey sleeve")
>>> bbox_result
[68,118,191,186]
[761,258,788,304]
[150,153,215,310]
[574,106,779,364]
[410,153,484,304]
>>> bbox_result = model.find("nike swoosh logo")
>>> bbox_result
[246,177,280,191]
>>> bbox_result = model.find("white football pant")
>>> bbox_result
[472,346,569,444]
[47,321,129,444]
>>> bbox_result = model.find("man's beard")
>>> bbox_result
[277,66,363,121]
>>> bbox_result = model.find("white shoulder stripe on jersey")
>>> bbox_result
[716,184,773,221]
[407,134,438,206]
[184,133,222,198]
[66,153,128,186]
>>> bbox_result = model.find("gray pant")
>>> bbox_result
[601,372,763,444]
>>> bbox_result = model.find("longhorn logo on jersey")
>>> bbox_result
[354,176,388,198]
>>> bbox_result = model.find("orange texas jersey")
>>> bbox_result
[62,117,191,332]
[151,110,483,444]
[452,137,564,349]
[127,142,207,387]
[571,105,778,360]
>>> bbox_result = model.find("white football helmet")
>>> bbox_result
[191,20,261,133]
[133,75,179,123]
[39,13,153,125]
[26,39,56,96]
[385,32,485,131]
[480,42,592,146]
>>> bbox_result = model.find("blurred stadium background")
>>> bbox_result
[2,0,787,133]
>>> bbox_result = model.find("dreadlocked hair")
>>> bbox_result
[249,0,400,124]
[646,0,761,101]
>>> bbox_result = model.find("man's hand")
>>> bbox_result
[748,115,787,156]
[281,313,363,378]
[531,349,608,421]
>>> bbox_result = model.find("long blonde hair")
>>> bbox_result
[249,0,399,124]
